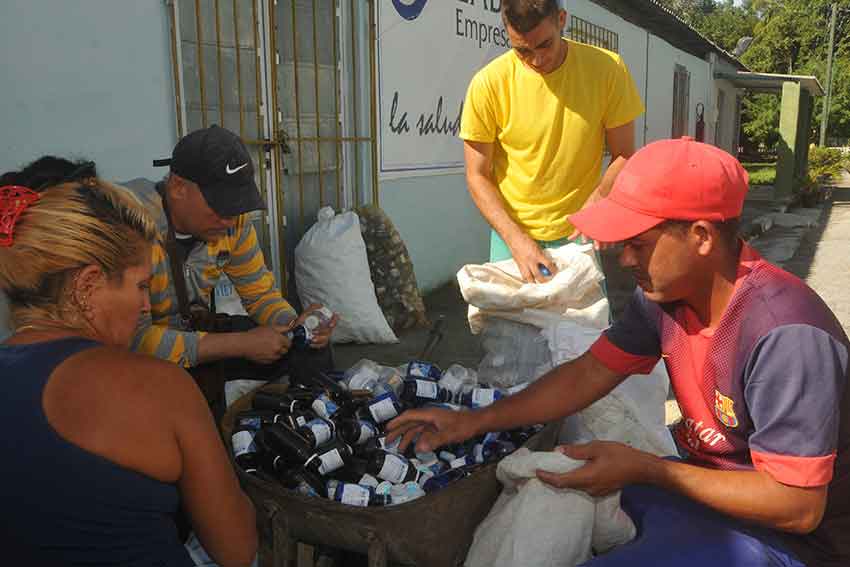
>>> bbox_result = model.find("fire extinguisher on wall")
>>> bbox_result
[695,103,706,142]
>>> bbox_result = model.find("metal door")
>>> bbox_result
[166,0,377,293]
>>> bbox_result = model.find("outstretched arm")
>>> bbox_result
[386,351,625,452]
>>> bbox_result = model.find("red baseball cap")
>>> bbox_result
[569,137,749,243]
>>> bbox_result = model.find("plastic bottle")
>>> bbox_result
[377,366,404,396]
[311,393,340,420]
[287,306,334,349]
[422,466,474,493]
[406,360,442,380]
[438,364,478,402]
[460,387,504,408]
[398,378,452,406]
[343,359,382,391]
[387,481,426,505]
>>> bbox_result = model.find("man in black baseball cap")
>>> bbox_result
[153,124,266,240]
[122,125,337,414]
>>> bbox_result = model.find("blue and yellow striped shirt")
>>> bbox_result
[121,178,296,368]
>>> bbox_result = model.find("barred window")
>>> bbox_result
[567,15,619,53]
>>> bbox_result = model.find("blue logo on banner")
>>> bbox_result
[392,0,428,21]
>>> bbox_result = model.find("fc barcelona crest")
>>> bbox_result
[714,390,739,428]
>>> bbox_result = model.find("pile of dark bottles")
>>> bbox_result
[231,358,540,507]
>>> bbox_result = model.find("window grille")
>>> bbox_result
[567,15,619,52]
[166,0,377,289]
[672,64,691,139]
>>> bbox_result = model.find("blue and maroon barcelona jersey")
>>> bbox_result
[590,244,850,566]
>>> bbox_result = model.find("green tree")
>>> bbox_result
[682,0,850,149]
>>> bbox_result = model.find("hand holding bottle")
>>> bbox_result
[240,324,293,363]
[288,304,338,349]
[385,406,481,454]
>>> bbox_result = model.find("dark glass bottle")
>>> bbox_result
[282,468,325,497]
[399,378,452,406]
[330,459,380,488]
[460,387,504,408]
[309,440,355,476]
[262,423,314,465]
[231,424,259,472]
[236,410,285,430]
[363,391,403,424]
[332,416,378,446]
[285,409,316,430]
[364,450,419,484]
[253,390,314,413]
[297,417,335,449]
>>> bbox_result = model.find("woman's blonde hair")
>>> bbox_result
[0,180,157,325]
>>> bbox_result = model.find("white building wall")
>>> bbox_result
[645,35,712,144]
[0,0,176,340]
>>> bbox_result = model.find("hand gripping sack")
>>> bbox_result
[295,207,397,344]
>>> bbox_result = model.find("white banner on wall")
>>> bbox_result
[377,0,509,176]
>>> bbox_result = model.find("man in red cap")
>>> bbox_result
[387,138,849,566]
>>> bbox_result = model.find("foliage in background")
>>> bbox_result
[653,0,850,150]
[743,161,778,185]
[808,145,850,180]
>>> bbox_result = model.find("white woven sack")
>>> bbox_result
[458,244,608,334]
[295,207,397,344]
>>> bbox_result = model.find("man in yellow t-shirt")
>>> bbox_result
[460,0,644,283]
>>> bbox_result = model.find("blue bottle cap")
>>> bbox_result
[538,264,552,277]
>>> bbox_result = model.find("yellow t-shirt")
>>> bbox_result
[460,39,645,241]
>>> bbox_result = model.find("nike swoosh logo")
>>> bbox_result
[226,163,248,174]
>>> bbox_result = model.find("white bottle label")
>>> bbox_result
[318,449,345,475]
[378,454,409,483]
[358,473,380,488]
[307,420,332,446]
[450,456,468,469]
[340,484,371,507]
[415,380,438,399]
[295,415,308,427]
[369,397,399,423]
[473,389,497,407]
[232,430,255,457]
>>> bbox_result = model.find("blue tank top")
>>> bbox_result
[0,338,193,566]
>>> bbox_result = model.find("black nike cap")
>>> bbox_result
[153,125,266,217]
